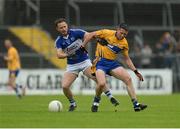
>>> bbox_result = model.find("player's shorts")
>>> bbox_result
[66,59,92,75]
[96,58,121,75]
[9,69,20,78]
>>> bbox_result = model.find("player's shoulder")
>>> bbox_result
[103,29,115,32]
[70,28,86,33]
[9,47,17,53]
[123,37,128,43]
[121,38,129,47]
[55,36,62,44]
[98,29,115,34]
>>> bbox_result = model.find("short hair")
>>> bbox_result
[4,38,12,43]
[54,18,67,27]
[118,23,129,31]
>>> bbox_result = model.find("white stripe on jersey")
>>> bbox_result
[70,29,87,33]
[54,36,60,48]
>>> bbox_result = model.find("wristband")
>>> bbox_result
[134,69,138,74]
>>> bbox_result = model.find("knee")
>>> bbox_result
[98,81,106,89]
[62,83,70,90]
[8,81,13,86]
[62,86,70,92]
[124,77,132,85]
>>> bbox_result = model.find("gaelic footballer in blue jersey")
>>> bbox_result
[55,29,89,64]
[54,18,119,112]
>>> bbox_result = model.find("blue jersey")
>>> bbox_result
[55,29,89,64]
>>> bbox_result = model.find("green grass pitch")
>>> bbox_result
[0,94,180,128]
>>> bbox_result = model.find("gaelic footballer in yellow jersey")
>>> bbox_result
[83,23,147,112]
[7,46,21,72]
[91,29,129,76]
[4,39,24,98]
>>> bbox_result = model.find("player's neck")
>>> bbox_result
[7,46,13,50]
[62,34,69,39]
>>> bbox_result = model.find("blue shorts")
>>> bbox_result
[96,58,121,74]
[9,69,20,77]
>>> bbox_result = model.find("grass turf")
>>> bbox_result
[0,94,180,128]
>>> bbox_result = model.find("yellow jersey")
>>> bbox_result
[95,29,129,60]
[7,47,21,70]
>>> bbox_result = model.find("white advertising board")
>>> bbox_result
[0,69,172,95]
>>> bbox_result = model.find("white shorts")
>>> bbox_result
[66,59,92,75]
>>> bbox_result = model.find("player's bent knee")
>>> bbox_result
[98,82,106,88]
[124,77,132,85]
[62,84,70,89]
[8,81,14,87]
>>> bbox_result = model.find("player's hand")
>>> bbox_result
[80,45,88,53]
[134,70,144,81]
[97,38,109,46]
[3,56,8,60]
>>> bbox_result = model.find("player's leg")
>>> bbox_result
[83,66,102,97]
[62,72,77,111]
[110,67,137,99]
[83,66,119,111]
[8,72,21,98]
[91,69,106,112]
[15,70,26,96]
[104,83,119,107]
[110,67,147,111]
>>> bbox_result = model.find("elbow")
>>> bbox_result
[90,32,96,39]
[57,53,65,59]
[123,56,130,63]
[87,32,96,41]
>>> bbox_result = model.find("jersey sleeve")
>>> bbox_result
[95,29,109,39]
[8,49,15,61]
[54,37,62,49]
[121,39,129,57]
[74,29,86,39]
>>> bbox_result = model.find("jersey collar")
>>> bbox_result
[63,34,69,39]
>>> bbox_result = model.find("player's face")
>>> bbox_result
[116,28,128,40]
[56,22,68,36]
[4,40,12,49]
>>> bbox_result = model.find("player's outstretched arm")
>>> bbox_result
[123,55,144,81]
[82,32,97,47]
[56,48,68,59]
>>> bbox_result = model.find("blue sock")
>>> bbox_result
[94,96,101,103]
[93,96,101,106]
[132,99,139,107]
[69,98,76,106]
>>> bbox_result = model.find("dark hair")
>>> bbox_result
[54,18,67,27]
[118,23,129,31]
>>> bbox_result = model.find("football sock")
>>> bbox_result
[132,98,139,106]
[104,90,113,99]
[13,87,18,94]
[69,98,76,106]
[13,85,21,98]
[93,96,101,106]
[17,84,22,89]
